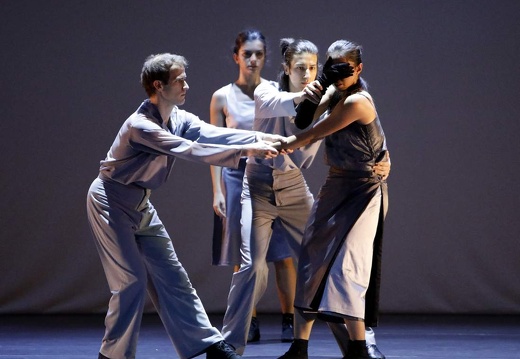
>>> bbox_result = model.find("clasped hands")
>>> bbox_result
[241,134,294,159]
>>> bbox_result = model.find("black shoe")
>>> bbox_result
[247,317,260,342]
[278,340,308,359]
[343,340,370,359]
[366,344,385,359]
[281,313,294,342]
[98,354,109,359]
[206,340,241,359]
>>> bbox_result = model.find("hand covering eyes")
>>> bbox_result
[294,58,354,129]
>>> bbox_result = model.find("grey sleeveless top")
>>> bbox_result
[324,92,387,172]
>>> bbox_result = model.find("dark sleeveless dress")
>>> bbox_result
[294,92,389,327]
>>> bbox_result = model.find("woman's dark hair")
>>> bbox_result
[140,53,188,97]
[233,29,267,55]
[278,38,319,91]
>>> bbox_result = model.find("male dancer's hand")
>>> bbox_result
[241,142,279,159]
[373,150,391,180]
[260,134,293,154]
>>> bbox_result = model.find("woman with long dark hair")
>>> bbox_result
[209,29,297,343]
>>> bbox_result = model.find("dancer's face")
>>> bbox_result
[332,57,362,91]
[234,40,266,76]
[159,65,189,106]
[285,52,318,92]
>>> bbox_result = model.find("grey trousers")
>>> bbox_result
[214,160,292,266]
[87,178,222,359]
[221,165,360,354]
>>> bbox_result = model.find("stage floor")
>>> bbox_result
[0,314,518,358]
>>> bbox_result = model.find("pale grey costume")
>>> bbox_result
[222,82,356,354]
[295,91,388,328]
[86,100,260,359]
[211,83,292,267]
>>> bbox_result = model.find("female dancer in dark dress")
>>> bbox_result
[278,39,389,359]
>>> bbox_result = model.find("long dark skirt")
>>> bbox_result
[294,168,388,327]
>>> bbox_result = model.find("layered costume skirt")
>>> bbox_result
[294,168,388,327]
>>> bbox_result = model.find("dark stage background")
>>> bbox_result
[1,0,519,315]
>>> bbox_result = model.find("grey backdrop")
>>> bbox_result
[1,0,519,315]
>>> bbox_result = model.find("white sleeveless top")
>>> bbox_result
[222,83,254,130]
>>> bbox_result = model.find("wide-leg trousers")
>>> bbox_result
[221,166,312,353]
[213,159,292,266]
[87,177,222,359]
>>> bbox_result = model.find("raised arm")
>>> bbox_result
[254,81,301,119]
[282,92,376,150]
[294,59,354,129]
